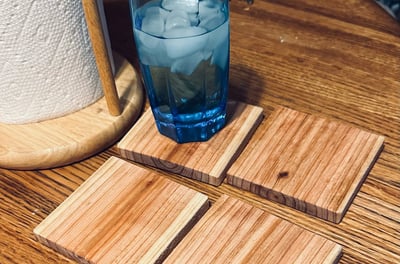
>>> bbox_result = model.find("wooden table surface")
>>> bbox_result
[1,0,399,263]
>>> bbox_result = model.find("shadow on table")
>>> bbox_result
[228,62,267,107]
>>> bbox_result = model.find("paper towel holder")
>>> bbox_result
[83,0,121,116]
[0,1,145,169]
[0,51,144,170]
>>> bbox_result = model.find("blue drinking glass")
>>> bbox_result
[129,0,230,143]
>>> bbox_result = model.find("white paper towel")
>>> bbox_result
[0,0,106,124]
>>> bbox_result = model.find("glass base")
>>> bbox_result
[155,113,226,143]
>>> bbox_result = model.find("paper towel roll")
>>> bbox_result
[0,1,105,124]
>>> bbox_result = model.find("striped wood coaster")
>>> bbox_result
[165,195,342,263]
[118,101,263,186]
[226,107,385,223]
[34,157,209,264]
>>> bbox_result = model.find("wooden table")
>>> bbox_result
[1,0,399,263]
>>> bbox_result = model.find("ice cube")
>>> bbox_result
[165,10,191,30]
[205,19,229,69]
[203,50,212,61]
[204,17,228,52]
[198,11,225,31]
[134,28,160,49]
[188,13,200,26]
[163,27,207,59]
[210,40,229,70]
[163,26,206,38]
[144,6,170,17]
[134,30,171,67]
[199,0,222,20]
[171,51,205,75]
[138,44,171,67]
[141,7,168,36]
[168,62,205,104]
[161,0,199,13]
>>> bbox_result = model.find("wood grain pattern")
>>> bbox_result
[227,107,385,223]
[82,0,121,116]
[0,53,144,170]
[1,1,399,263]
[165,194,342,264]
[34,157,210,263]
[118,101,263,186]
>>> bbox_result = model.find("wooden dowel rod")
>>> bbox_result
[82,0,121,116]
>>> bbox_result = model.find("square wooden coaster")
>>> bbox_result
[34,157,210,264]
[165,195,342,263]
[226,107,385,223]
[117,101,263,186]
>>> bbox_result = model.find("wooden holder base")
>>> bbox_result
[0,53,144,170]
[227,106,385,223]
[165,195,342,264]
[117,101,264,186]
[34,157,210,264]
